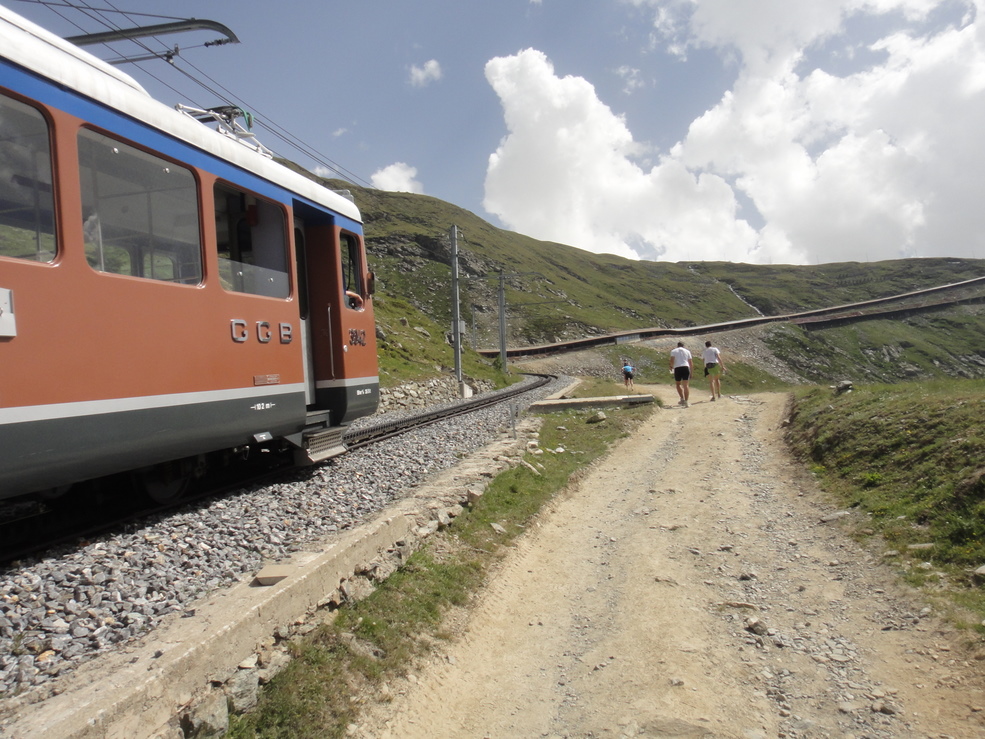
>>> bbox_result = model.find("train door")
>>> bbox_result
[292,202,338,419]
[293,216,316,406]
[292,199,377,429]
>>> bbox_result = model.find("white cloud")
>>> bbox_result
[409,59,442,87]
[615,65,645,94]
[484,1,985,264]
[372,162,425,193]
[483,48,757,262]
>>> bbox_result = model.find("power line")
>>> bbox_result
[13,0,183,22]
[17,0,374,188]
[166,56,373,187]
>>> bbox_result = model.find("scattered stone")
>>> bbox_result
[745,617,769,636]
[182,689,228,737]
[721,602,758,610]
[227,669,259,713]
[257,650,291,684]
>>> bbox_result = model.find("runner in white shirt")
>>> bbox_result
[668,342,693,407]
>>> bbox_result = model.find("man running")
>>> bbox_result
[669,341,693,407]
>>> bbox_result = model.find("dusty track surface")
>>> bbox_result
[353,385,985,739]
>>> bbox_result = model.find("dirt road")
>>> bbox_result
[353,385,985,738]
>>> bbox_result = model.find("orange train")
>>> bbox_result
[0,7,378,500]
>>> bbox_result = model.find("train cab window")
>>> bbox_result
[340,232,365,310]
[0,93,57,262]
[214,183,289,298]
[78,129,202,283]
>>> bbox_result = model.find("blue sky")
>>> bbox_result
[10,0,985,265]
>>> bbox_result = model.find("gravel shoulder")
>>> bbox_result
[353,385,985,739]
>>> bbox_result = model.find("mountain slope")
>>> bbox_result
[323,178,985,346]
[276,165,985,385]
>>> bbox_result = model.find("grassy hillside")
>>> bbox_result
[313,175,985,350]
[785,380,985,623]
[274,164,985,386]
[343,182,981,329]
[694,260,985,316]
[762,306,985,384]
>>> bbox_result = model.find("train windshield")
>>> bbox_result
[340,232,364,309]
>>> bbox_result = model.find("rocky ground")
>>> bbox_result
[0,377,564,714]
[350,358,985,738]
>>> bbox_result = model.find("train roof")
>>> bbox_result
[0,5,361,223]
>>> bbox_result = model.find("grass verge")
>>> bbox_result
[228,403,653,738]
[785,378,985,631]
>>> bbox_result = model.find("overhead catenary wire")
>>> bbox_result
[15,0,374,188]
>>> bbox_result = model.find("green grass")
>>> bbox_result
[785,379,985,626]
[372,293,516,390]
[227,404,653,738]
[693,259,985,316]
[763,307,985,384]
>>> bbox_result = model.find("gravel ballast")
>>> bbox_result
[0,376,569,704]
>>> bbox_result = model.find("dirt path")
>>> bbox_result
[353,385,985,739]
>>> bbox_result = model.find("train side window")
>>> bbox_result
[0,93,57,262]
[78,129,202,283]
[340,232,364,309]
[214,183,289,298]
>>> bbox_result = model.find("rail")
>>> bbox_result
[345,373,552,448]
[0,374,555,564]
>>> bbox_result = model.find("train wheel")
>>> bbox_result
[136,459,194,504]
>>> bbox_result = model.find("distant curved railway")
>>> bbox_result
[479,274,985,359]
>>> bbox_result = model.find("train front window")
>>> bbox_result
[214,182,289,298]
[340,232,364,309]
[0,93,56,262]
[77,129,202,283]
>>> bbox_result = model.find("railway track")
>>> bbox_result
[0,374,554,566]
[0,371,565,738]
[344,372,551,448]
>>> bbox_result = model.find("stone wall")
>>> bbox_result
[378,376,495,413]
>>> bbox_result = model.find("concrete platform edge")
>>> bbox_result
[1,419,542,739]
